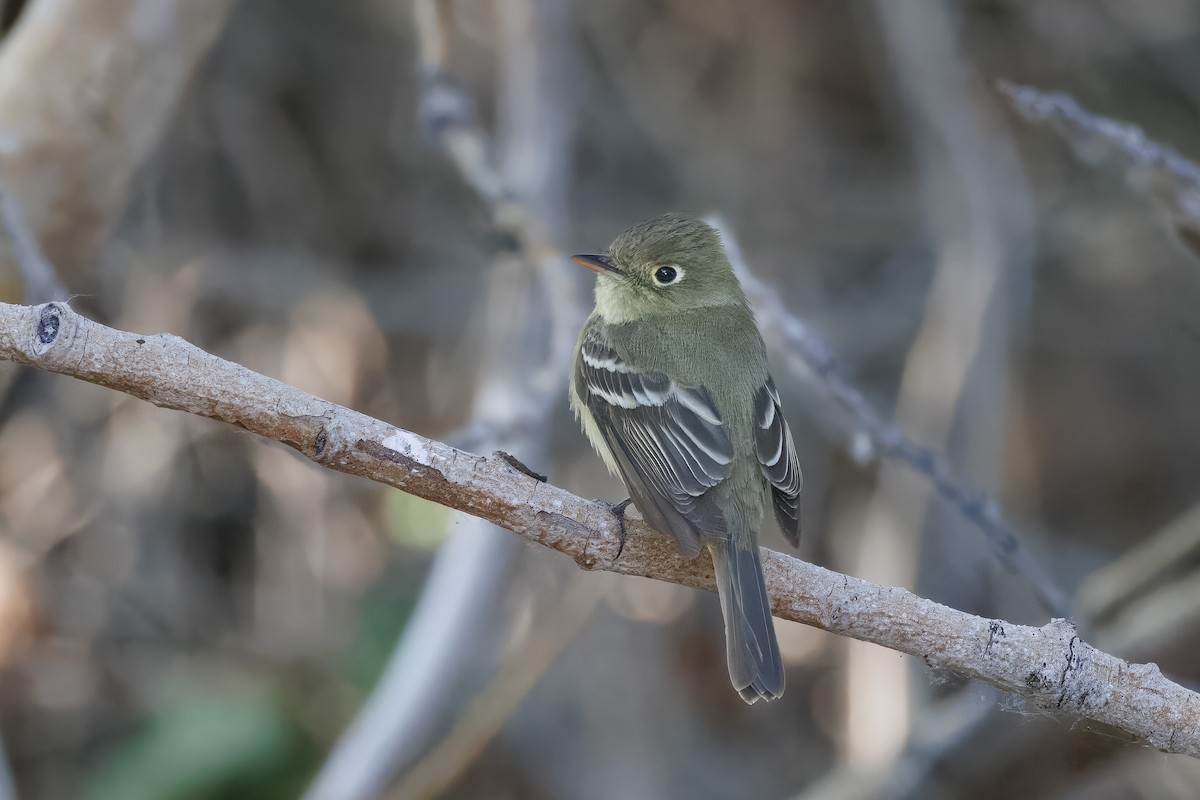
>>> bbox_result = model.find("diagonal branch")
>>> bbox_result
[996,79,1200,256]
[0,299,1197,757]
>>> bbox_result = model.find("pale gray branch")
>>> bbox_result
[0,299,1197,758]
[997,79,1200,256]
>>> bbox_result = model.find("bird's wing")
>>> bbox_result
[575,324,733,557]
[753,377,802,546]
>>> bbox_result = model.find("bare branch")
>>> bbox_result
[1079,501,1200,623]
[0,300,1197,757]
[996,79,1200,255]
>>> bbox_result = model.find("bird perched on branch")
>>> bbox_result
[569,213,803,703]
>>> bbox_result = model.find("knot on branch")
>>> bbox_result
[1021,619,1110,713]
[34,302,62,352]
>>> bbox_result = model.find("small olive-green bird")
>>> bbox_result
[569,213,802,703]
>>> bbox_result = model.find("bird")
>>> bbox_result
[569,213,803,703]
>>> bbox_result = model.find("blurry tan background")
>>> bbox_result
[1,0,1200,798]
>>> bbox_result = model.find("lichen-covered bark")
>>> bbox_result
[0,299,1197,757]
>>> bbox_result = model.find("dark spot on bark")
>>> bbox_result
[136,338,145,345]
[37,304,61,344]
[496,450,547,482]
[358,439,446,482]
[314,429,327,456]
[985,621,1005,655]
[1057,635,1079,708]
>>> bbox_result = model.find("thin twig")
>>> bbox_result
[1094,564,1200,661]
[712,217,1070,617]
[0,175,66,303]
[1078,500,1200,623]
[996,79,1200,255]
[0,300,1196,757]
[794,686,999,800]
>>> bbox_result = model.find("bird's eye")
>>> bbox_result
[653,265,682,285]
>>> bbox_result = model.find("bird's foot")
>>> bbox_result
[607,498,633,559]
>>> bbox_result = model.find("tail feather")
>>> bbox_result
[709,537,784,703]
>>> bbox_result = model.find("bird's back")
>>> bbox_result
[600,304,772,528]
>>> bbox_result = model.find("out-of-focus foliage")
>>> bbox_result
[86,685,314,800]
[2,0,1200,798]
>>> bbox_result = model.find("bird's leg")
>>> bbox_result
[608,497,634,559]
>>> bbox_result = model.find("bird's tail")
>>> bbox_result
[709,534,785,703]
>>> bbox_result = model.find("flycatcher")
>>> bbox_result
[569,213,802,703]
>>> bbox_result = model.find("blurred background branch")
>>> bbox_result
[998,79,1200,260]
[387,581,603,800]
[306,1,583,798]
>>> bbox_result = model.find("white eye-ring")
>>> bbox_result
[652,264,684,286]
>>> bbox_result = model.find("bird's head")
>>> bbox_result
[572,213,747,323]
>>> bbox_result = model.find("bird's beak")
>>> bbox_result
[571,253,621,274]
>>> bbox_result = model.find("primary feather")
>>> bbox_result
[754,377,803,546]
